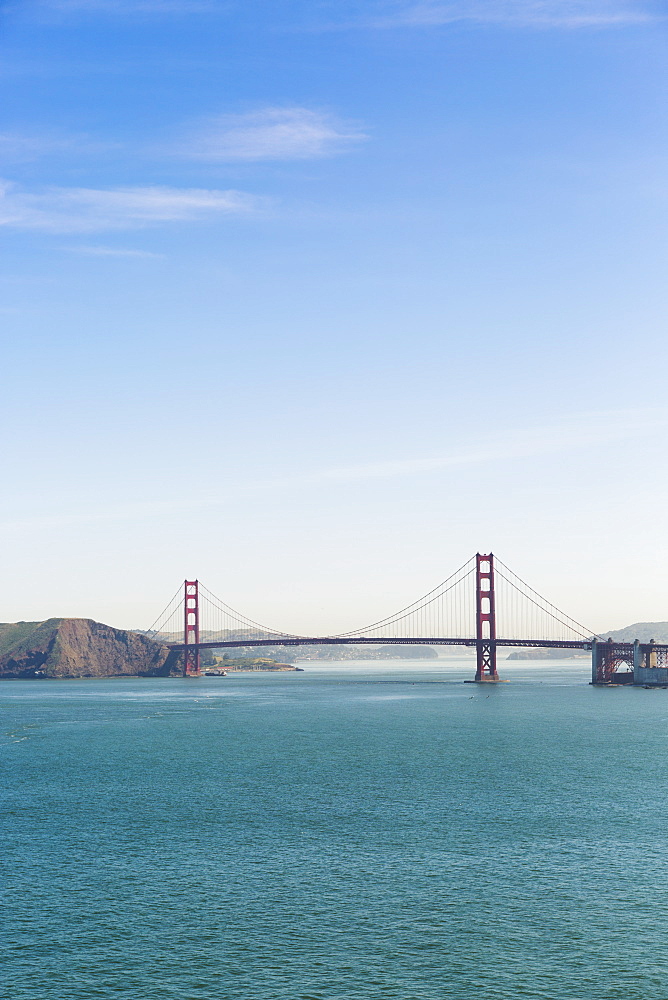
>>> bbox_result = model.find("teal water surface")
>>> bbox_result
[3,659,668,999]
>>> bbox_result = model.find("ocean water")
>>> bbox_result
[3,658,668,1000]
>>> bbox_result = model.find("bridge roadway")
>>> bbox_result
[168,637,597,651]
[167,637,668,653]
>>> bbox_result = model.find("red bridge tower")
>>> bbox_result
[183,579,201,676]
[475,553,499,681]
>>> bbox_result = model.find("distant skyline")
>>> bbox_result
[1,0,667,634]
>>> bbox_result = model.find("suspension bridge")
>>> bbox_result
[146,553,668,685]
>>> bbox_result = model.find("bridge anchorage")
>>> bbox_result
[146,552,668,685]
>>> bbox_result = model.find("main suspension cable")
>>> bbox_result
[198,583,303,638]
[495,559,600,640]
[145,584,183,636]
[333,558,476,637]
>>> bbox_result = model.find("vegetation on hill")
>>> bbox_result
[596,622,668,643]
[214,655,296,671]
[0,620,60,658]
[0,619,180,679]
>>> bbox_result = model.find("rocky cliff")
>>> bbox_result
[0,618,181,679]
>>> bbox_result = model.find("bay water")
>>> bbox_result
[3,659,668,999]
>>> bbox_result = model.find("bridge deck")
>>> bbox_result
[166,636,668,652]
[168,637,593,651]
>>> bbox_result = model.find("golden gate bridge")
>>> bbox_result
[146,553,668,685]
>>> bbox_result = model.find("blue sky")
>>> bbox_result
[1,0,667,634]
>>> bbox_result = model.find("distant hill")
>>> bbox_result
[507,622,668,659]
[507,647,587,660]
[144,632,440,662]
[376,645,437,659]
[596,622,668,643]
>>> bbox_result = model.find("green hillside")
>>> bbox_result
[0,620,64,657]
[0,618,178,679]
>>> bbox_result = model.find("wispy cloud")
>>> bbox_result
[0,131,120,164]
[18,0,661,27]
[182,107,367,162]
[1,408,661,535]
[370,0,659,28]
[64,244,163,257]
[0,180,261,232]
[305,408,668,484]
[0,133,71,161]
[27,0,219,14]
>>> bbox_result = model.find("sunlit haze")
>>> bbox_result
[1,0,667,635]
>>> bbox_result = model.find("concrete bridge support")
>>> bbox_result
[591,638,634,685]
